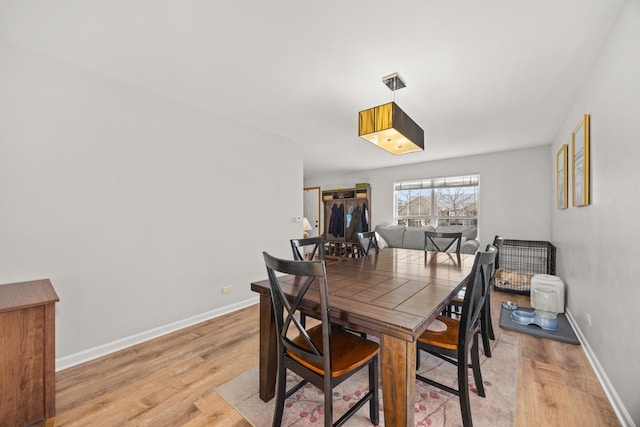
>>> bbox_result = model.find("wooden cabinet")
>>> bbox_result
[322,185,371,258]
[0,279,59,427]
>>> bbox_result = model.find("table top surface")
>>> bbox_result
[251,248,474,341]
[0,279,59,312]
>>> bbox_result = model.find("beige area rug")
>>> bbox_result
[217,332,517,427]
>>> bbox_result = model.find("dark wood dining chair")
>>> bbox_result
[482,235,504,346]
[449,235,503,357]
[425,230,463,254]
[290,236,326,328]
[356,231,379,256]
[290,236,326,261]
[416,245,497,427]
[427,230,463,320]
[263,252,380,427]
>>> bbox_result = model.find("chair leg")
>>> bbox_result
[457,347,473,427]
[323,377,333,427]
[272,362,287,427]
[481,313,492,358]
[480,292,494,357]
[471,333,485,398]
[485,293,495,340]
[369,355,379,425]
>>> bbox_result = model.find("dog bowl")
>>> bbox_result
[502,301,518,310]
[511,309,559,331]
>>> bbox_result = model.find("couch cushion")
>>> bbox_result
[374,225,406,248]
[403,226,435,250]
[436,225,477,240]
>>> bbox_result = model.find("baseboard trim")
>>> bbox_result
[565,308,635,427]
[55,296,260,372]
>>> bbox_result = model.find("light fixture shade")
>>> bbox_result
[302,217,312,231]
[358,102,424,155]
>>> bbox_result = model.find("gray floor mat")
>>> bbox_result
[499,305,580,345]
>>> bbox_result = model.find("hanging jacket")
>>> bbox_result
[328,204,338,237]
[328,203,345,238]
[345,205,361,242]
[359,202,369,232]
[346,203,354,228]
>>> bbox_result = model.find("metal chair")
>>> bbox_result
[263,252,380,427]
[416,245,497,427]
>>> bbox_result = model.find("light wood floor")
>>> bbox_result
[50,293,620,426]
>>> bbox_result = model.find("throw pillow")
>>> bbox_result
[375,232,389,249]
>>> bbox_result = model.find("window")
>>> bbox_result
[394,175,479,227]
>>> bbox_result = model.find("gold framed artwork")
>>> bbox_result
[572,114,590,207]
[556,144,568,209]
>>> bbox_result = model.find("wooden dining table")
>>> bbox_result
[250,247,475,427]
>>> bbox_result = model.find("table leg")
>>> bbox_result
[380,334,416,427]
[258,293,277,401]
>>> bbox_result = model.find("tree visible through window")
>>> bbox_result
[394,175,479,227]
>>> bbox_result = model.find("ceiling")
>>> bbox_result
[1,0,624,178]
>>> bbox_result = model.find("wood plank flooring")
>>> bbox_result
[50,293,620,426]
[507,293,620,427]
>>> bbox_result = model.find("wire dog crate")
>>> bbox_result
[495,239,556,295]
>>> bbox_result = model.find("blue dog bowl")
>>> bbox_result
[511,309,559,331]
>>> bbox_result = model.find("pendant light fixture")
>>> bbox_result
[358,73,424,155]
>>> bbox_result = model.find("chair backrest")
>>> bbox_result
[492,235,504,269]
[290,236,326,261]
[458,245,497,344]
[425,231,463,254]
[263,252,332,375]
[356,231,379,256]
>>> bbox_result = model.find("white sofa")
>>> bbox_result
[374,225,480,254]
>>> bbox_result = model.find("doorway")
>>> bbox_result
[303,187,321,237]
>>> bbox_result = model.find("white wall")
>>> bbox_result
[550,1,639,424]
[0,43,303,363]
[305,145,551,247]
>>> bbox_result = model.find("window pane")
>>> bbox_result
[408,189,431,216]
[396,189,431,217]
[435,187,477,226]
[436,187,477,216]
[394,175,478,230]
[397,190,408,216]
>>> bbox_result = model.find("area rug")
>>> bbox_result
[498,305,580,345]
[216,332,517,426]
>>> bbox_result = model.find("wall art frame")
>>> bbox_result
[556,144,568,209]
[572,114,590,207]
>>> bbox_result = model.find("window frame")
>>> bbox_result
[393,174,479,228]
